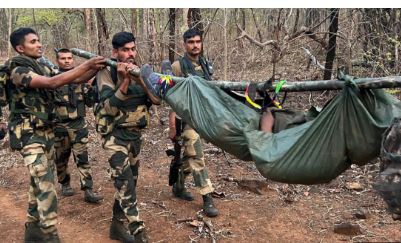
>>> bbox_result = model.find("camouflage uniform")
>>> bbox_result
[171,55,214,196]
[96,66,150,234]
[53,72,95,190]
[0,62,10,140]
[7,56,58,235]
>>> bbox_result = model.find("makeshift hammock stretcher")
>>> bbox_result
[164,75,401,185]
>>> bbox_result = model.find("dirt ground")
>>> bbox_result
[0,103,401,243]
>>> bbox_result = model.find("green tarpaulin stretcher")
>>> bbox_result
[165,76,401,185]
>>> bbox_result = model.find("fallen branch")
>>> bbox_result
[301,47,325,70]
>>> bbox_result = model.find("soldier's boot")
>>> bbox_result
[84,188,103,203]
[24,222,60,243]
[61,183,74,197]
[42,232,61,243]
[24,222,44,242]
[128,223,148,243]
[172,183,194,201]
[202,193,219,217]
[109,200,135,243]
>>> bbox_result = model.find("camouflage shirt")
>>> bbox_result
[54,69,95,122]
[8,56,55,128]
[96,66,150,140]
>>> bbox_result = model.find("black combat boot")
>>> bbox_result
[42,232,61,243]
[202,193,219,217]
[110,218,135,243]
[24,222,60,243]
[61,183,74,197]
[84,188,103,203]
[24,222,44,242]
[172,183,194,201]
[109,200,135,243]
[128,222,148,243]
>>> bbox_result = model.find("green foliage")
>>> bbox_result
[17,9,65,27]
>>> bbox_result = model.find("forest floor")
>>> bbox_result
[0,102,401,243]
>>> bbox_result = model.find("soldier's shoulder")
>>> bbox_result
[172,60,180,67]
[96,67,111,79]
[11,66,32,75]
[171,60,182,76]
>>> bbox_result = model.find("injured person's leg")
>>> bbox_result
[260,110,274,133]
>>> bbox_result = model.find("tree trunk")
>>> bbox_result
[147,9,157,65]
[323,9,339,80]
[7,9,13,58]
[235,9,246,48]
[187,8,203,35]
[251,9,263,42]
[32,9,38,33]
[168,8,176,63]
[131,9,137,36]
[95,8,109,56]
[84,9,93,52]
[223,9,228,80]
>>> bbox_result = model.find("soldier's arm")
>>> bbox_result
[119,62,161,105]
[132,76,161,105]
[168,110,177,141]
[75,69,98,84]
[28,56,105,89]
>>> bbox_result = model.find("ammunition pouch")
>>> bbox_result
[55,101,85,121]
[54,84,85,121]
[8,119,33,150]
[94,103,115,136]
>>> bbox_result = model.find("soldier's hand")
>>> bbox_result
[126,63,141,82]
[169,127,176,141]
[117,62,129,77]
[86,56,106,70]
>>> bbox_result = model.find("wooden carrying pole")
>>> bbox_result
[70,48,401,92]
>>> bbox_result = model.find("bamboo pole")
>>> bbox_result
[70,48,401,92]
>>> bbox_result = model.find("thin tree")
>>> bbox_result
[187,8,203,35]
[147,9,157,64]
[95,8,109,56]
[84,9,93,52]
[7,9,13,58]
[130,9,137,36]
[323,9,339,80]
[168,8,176,63]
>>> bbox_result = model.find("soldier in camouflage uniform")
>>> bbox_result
[7,27,105,243]
[53,49,103,203]
[0,61,9,140]
[168,28,219,217]
[95,31,160,243]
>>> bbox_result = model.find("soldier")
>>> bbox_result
[7,27,105,242]
[53,48,103,203]
[95,31,160,243]
[168,28,219,217]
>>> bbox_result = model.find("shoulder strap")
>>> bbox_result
[179,56,193,78]
[110,65,118,84]
[198,56,212,81]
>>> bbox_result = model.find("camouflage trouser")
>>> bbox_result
[103,134,144,234]
[177,125,214,195]
[54,120,93,189]
[21,127,58,234]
